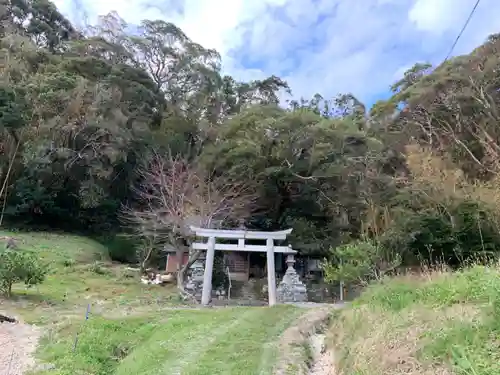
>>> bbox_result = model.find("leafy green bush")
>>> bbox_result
[322,240,401,284]
[0,248,49,297]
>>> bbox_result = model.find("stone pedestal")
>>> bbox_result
[277,255,308,303]
[184,250,206,300]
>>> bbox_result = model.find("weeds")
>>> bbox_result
[330,265,500,375]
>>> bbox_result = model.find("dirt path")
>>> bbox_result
[0,315,41,375]
[273,304,340,375]
[308,333,336,375]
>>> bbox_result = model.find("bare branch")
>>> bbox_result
[120,151,258,298]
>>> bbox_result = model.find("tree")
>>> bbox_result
[322,240,401,285]
[2,0,500,276]
[390,62,432,95]
[0,247,48,297]
[6,0,79,52]
[199,104,390,256]
[122,151,257,299]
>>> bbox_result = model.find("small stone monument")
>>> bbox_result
[184,250,206,300]
[277,254,307,303]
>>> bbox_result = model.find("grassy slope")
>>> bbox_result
[38,306,301,375]
[1,231,180,324]
[329,266,500,375]
[0,231,303,375]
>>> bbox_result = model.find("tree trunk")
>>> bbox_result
[139,245,154,274]
[176,270,196,302]
[0,134,21,204]
[175,241,201,302]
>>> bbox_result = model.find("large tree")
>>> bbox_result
[122,152,257,298]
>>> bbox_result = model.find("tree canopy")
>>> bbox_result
[2,2,500,270]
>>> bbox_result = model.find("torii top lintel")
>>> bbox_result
[189,226,293,241]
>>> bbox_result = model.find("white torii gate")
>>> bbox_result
[190,226,296,306]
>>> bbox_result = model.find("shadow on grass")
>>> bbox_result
[9,291,60,305]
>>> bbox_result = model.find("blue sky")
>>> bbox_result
[54,0,500,108]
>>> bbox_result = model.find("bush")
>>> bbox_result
[98,234,138,264]
[87,261,110,275]
[0,248,49,297]
[322,240,401,285]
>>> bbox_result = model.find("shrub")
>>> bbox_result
[0,248,49,297]
[99,234,138,264]
[62,258,76,267]
[87,261,109,275]
[322,240,401,285]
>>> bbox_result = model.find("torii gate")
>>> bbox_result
[190,226,296,306]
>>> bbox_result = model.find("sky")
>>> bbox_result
[52,0,500,107]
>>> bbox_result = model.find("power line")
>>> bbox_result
[443,0,482,62]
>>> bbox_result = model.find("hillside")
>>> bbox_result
[329,265,500,375]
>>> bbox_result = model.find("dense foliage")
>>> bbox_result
[2,1,500,272]
[0,247,48,296]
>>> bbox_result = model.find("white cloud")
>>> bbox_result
[409,0,467,33]
[54,0,500,105]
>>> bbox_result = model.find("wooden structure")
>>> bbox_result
[224,252,250,281]
[165,251,189,273]
[190,226,296,306]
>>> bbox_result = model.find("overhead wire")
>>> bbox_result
[443,0,482,62]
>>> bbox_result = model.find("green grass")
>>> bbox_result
[1,230,181,323]
[0,230,306,374]
[329,265,500,375]
[37,306,301,375]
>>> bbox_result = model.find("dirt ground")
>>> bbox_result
[0,314,41,375]
[273,305,340,375]
[308,333,336,375]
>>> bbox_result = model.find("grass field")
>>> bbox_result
[329,265,500,375]
[9,230,500,374]
[0,230,304,375]
[37,306,301,375]
[1,231,181,324]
